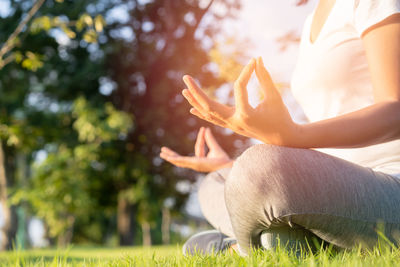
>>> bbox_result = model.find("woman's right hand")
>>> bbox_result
[160,127,233,172]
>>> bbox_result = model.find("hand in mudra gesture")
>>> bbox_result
[182,57,299,146]
[160,127,232,172]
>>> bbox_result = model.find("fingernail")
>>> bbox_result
[183,75,191,83]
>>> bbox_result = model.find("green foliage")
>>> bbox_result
[0,124,21,146]
[1,1,106,72]
[72,97,133,143]
[12,145,94,238]
[13,50,45,72]
[82,29,97,43]
[20,51,44,71]
[0,0,116,247]
[76,13,93,30]
[18,11,106,73]
[94,15,106,33]
[30,13,106,44]
[30,16,53,34]
[11,98,133,240]
[1,0,245,247]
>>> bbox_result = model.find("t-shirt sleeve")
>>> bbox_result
[353,0,400,37]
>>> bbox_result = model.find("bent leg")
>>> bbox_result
[225,144,400,255]
[198,164,320,251]
[198,168,235,237]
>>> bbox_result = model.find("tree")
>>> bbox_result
[12,97,132,246]
[2,0,247,248]
[105,0,246,245]
[0,0,48,250]
[0,0,106,249]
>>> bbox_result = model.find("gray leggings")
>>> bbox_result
[198,144,400,255]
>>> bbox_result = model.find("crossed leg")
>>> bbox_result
[198,144,400,255]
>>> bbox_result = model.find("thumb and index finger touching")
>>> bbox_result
[195,126,224,155]
[234,58,255,113]
[182,57,275,120]
[204,127,224,152]
[161,127,220,157]
[234,57,279,113]
[255,57,279,99]
[162,57,275,161]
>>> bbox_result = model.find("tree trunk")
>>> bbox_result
[117,194,135,246]
[0,142,17,250]
[141,221,151,246]
[57,215,75,247]
[15,153,29,249]
[44,223,56,247]
[161,207,170,245]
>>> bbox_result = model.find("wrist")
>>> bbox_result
[215,159,234,171]
[221,159,234,169]
[292,123,313,148]
[272,122,311,148]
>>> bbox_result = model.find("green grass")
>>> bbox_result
[1,243,400,266]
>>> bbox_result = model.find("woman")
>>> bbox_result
[160,0,400,255]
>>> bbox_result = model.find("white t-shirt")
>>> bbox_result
[290,0,400,177]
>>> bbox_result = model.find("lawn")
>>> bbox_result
[1,243,400,266]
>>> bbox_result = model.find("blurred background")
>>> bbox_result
[0,0,315,250]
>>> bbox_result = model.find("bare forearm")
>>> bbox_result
[295,101,400,149]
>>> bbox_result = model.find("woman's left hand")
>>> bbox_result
[160,127,233,172]
[182,57,301,146]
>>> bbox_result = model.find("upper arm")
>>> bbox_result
[362,13,400,102]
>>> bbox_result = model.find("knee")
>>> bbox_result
[225,144,291,196]
[224,144,308,217]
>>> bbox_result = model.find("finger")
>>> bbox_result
[160,151,172,160]
[182,89,218,120]
[191,109,254,139]
[204,127,223,151]
[161,147,178,156]
[183,76,232,120]
[190,108,227,128]
[160,151,181,162]
[255,57,279,98]
[160,152,176,164]
[183,75,211,111]
[182,89,205,115]
[194,127,206,157]
[161,147,180,157]
[234,58,255,113]
[160,152,181,162]
[161,154,197,169]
